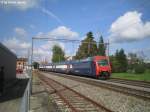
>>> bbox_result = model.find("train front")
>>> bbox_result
[94,56,111,79]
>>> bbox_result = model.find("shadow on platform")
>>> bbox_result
[0,78,29,103]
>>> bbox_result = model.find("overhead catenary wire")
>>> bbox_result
[32,37,109,45]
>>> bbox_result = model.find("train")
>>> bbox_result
[39,56,111,79]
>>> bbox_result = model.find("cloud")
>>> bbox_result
[49,26,79,38]
[33,47,50,57]
[0,0,40,10]
[3,37,31,55]
[108,11,150,43]
[14,27,27,37]
[37,26,79,39]
[4,26,79,62]
[33,47,51,63]
[34,25,79,62]
[34,26,78,62]
[41,7,63,24]
[33,41,65,63]
[2,27,31,57]
[41,41,65,50]
[2,26,78,62]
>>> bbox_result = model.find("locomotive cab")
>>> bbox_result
[94,56,111,79]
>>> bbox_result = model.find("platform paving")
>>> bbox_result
[29,71,60,112]
[0,98,21,112]
[0,76,29,112]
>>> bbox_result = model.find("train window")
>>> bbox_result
[97,60,108,66]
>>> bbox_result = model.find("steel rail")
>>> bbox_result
[107,78,150,88]
[41,71,150,101]
[38,73,113,112]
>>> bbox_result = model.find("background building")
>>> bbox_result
[16,58,28,73]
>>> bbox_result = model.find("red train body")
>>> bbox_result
[94,56,111,78]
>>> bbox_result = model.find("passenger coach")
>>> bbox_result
[39,56,111,79]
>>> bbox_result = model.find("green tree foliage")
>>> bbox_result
[52,45,65,63]
[117,49,128,72]
[75,32,97,59]
[110,55,120,73]
[109,55,116,72]
[134,64,145,74]
[97,36,106,56]
[33,62,39,69]
[110,49,128,72]
[145,63,150,70]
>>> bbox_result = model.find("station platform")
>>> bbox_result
[0,71,60,112]
[29,71,60,112]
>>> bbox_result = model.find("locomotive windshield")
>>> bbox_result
[97,59,108,66]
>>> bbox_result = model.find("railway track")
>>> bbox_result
[38,73,113,112]
[108,78,150,88]
[40,71,150,101]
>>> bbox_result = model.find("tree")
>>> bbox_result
[111,49,128,72]
[134,64,145,74]
[33,62,39,69]
[110,55,120,72]
[118,49,128,72]
[97,35,106,56]
[52,45,65,63]
[75,32,97,59]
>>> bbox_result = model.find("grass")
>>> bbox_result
[111,70,150,82]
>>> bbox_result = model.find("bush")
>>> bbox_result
[134,64,145,74]
[127,69,134,73]
[145,63,150,69]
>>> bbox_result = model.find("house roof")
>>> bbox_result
[0,42,17,58]
[17,58,28,62]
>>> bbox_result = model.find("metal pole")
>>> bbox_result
[107,39,110,65]
[108,39,109,57]
[29,37,33,111]
[31,38,33,93]
[88,41,90,56]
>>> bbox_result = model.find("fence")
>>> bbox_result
[19,69,31,112]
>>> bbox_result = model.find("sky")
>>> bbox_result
[0,0,150,62]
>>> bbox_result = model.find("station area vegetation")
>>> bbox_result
[110,51,150,81]
[36,31,150,81]
[112,71,150,82]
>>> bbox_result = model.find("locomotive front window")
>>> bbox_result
[98,59,108,66]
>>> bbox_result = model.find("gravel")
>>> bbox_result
[41,72,150,112]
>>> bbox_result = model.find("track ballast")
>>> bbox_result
[40,71,150,101]
[38,72,113,112]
